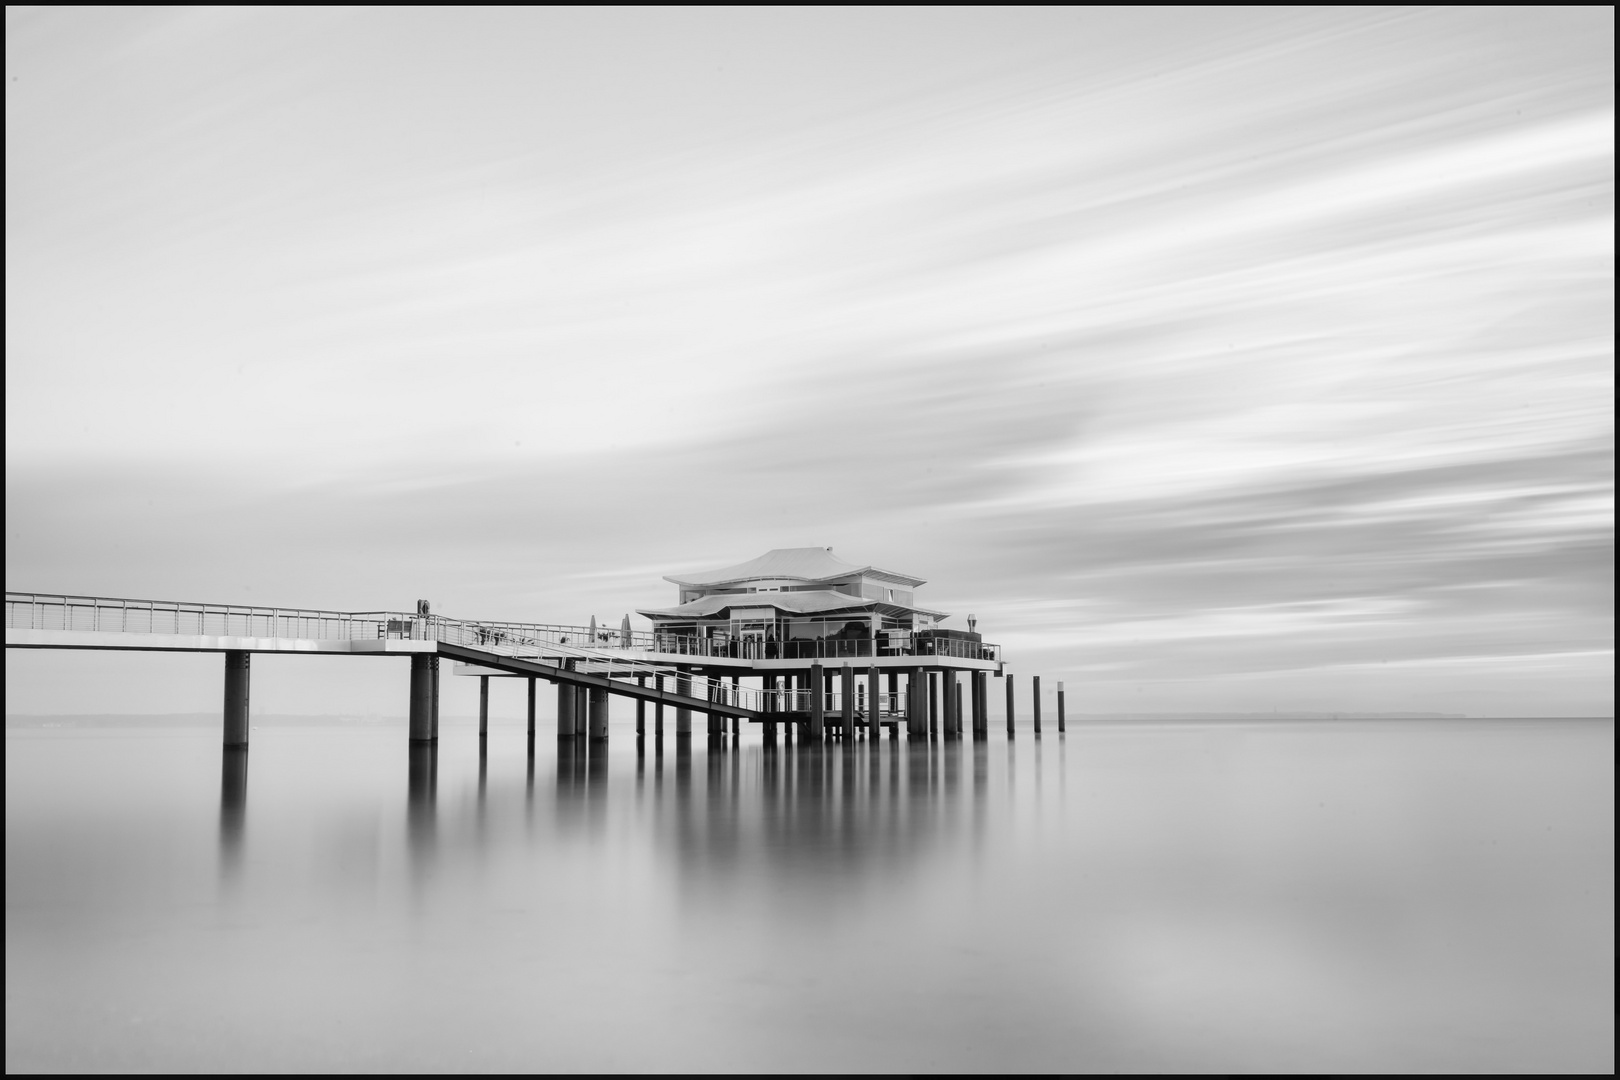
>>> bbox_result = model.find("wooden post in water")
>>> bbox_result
[1033,675,1042,735]
[1057,681,1066,733]
[479,675,490,738]
[1005,673,1015,739]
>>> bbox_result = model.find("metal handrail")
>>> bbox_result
[5,592,999,694]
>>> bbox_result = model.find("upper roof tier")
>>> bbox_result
[664,547,925,588]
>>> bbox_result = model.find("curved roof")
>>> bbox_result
[664,547,925,588]
[637,590,877,620]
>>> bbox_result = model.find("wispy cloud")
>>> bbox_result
[5,7,1612,714]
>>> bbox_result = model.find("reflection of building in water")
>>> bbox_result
[638,546,978,659]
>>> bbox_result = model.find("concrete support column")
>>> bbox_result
[479,676,490,738]
[409,653,437,743]
[575,684,587,736]
[1057,681,1067,733]
[223,650,251,748]
[676,667,692,738]
[588,686,609,741]
[1033,675,1043,735]
[1005,673,1016,739]
[557,682,577,738]
[809,663,825,742]
[840,663,855,742]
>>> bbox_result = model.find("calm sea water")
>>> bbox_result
[6,716,1612,1073]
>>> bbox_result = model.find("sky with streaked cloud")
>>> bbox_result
[6,7,1612,717]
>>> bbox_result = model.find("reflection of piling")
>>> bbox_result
[219,747,248,874]
[407,742,437,856]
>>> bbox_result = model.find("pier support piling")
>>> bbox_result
[809,663,825,742]
[841,663,855,744]
[637,675,646,739]
[933,670,946,738]
[1033,675,1042,735]
[557,682,577,738]
[972,671,987,740]
[409,653,438,743]
[588,686,609,741]
[1057,681,1066,733]
[1005,673,1015,739]
[676,666,692,739]
[868,665,881,741]
[480,676,490,738]
[223,650,250,748]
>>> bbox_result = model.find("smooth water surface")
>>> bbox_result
[6,717,1613,1072]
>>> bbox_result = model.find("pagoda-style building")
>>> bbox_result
[636,547,983,661]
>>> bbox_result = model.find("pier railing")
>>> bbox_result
[6,591,980,713]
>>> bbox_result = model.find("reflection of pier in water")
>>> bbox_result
[217,732,1048,887]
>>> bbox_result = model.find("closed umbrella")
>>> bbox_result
[589,615,597,644]
[620,614,632,649]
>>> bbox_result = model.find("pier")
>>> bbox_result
[6,550,1066,748]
